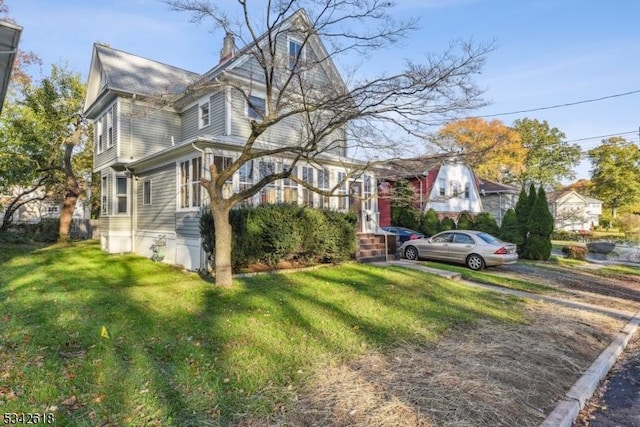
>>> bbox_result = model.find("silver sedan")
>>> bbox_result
[399,230,518,270]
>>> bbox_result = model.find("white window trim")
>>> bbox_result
[143,179,152,206]
[176,154,204,212]
[101,175,108,215]
[106,108,114,148]
[246,93,266,120]
[113,174,129,216]
[96,118,103,154]
[199,99,210,129]
[287,36,305,71]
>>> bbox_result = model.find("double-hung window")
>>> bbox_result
[302,166,315,207]
[258,161,277,204]
[199,101,210,128]
[101,176,108,215]
[283,164,298,204]
[337,171,347,210]
[96,118,103,153]
[288,39,303,71]
[247,95,266,120]
[464,182,470,199]
[143,180,152,205]
[438,178,446,197]
[178,156,202,209]
[238,161,254,207]
[317,168,330,209]
[115,176,128,214]
[106,108,113,148]
[363,175,373,211]
[450,180,460,198]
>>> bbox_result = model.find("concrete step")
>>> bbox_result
[358,254,397,263]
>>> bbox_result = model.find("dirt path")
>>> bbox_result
[237,261,640,427]
[489,262,640,314]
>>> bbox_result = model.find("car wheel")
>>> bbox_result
[404,245,419,261]
[466,254,485,270]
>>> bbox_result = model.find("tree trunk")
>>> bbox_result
[212,203,234,287]
[58,136,80,242]
[58,186,79,241]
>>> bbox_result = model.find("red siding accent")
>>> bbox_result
[378,182,392,227]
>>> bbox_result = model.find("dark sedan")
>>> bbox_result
[381,226,425,244]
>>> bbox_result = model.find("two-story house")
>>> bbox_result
[548,190,603,232]
[378,157,483,226]
[83,10,378,270]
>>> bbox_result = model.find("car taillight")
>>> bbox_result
[494,247,508,255]
[410,234,420,240]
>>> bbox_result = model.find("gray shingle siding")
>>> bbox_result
[181,105,198,141]
[119,100,181,159]
[176,212,200,238]
[136,164,176,232]
[94,106,117,169]
[210,92,225,135]
[181,92,225,141]
[229,88,300,143]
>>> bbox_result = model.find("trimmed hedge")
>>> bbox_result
[200,204,357,271]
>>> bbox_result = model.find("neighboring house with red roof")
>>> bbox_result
[547,190,602,232]
[378,157,483,227]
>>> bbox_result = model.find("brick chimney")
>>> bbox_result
[220,32,236,63]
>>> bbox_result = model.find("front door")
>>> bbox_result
[349,181,363,232]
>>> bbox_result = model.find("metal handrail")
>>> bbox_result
[363,209,389,262]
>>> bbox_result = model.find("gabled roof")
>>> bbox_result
[84,8,347,116]
[96,44,198,96]
[84,44,199,115]
[478,179,520,195]
[547,190,602,205]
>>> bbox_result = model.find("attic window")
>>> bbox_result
[450,180,460,197]
[450,181,460,197]
[464,183,470,199]
[247,95,266,120]
[288,38,303,71]
[199,102,210,128]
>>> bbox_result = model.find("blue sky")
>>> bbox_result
[8,0,640,181]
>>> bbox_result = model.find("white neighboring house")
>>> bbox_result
[548,190,602,232]
[0,187,88,225]
[83,9,378,271]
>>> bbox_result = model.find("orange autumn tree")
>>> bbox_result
[438,117,525,184]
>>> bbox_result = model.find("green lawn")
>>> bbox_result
[0,241,526,426]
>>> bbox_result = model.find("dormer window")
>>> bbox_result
[247,95,266,120]
[288,38,303,71]
[199,102,210,128]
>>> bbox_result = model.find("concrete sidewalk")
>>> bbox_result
[371,260,640,427]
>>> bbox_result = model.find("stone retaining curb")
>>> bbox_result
[540,311,640,427]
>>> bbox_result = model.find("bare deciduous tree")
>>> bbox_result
[164,0,492,286]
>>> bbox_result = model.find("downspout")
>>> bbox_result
[125,166,136,253]
[130,94,136,160]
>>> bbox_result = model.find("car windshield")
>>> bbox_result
[477,233,503,244]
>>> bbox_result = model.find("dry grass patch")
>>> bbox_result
[268,301,625,427]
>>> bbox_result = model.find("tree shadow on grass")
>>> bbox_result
[1,246,526,426]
